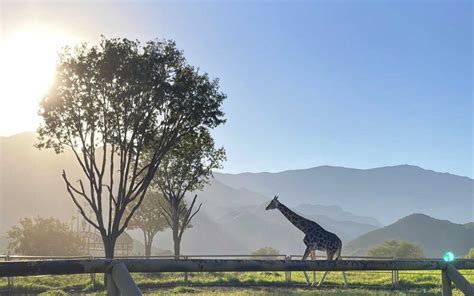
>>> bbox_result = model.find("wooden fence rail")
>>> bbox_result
[1,259,473,296]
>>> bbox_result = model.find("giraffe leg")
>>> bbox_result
[310,251,317,286]
[335,247,348,288]
[318,271,330,287]
[302,246,312,286]
[342,270,348,288]
[317,251,334,287]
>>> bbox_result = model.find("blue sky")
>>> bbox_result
[2,1,472,177]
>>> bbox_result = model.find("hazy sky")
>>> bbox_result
[1,1,472,177]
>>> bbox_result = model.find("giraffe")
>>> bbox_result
[265,195,348,287]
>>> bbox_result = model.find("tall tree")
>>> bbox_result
[7,216,84,256]
[37,37,226,261]
[127,191,169,257]
[153,128,225,257]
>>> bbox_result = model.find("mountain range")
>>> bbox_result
[214,165,473,224]
[0,132,472,256]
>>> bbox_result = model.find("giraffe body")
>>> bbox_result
[266,195,347,287]
[266,197,342,259]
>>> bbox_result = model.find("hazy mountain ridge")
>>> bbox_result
[1,132,472,256]
[0,132,79,233]
[345,213,474,258]
[0,132,381,255]
[294,204,381,227]
[214,165,473,224]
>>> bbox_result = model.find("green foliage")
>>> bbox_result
[127,191,169,257]
[7,216,84,256]
[251,247,280,256]
[156,129,226,194]
[463,222,474,230]
[465,248,474,259]
[367,240,424,258]
[36,36,226,257]
[152,129,226,256]
[127,191,169,232]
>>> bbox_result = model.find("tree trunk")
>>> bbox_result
[103,236,116,259]
[172,202,181,259]
[172,220,181,259]
[143,230,150,258]
[173,234,181,259]
[102,235,118,295]
[145,237,152,258]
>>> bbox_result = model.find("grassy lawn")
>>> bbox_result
[0,270,473,295]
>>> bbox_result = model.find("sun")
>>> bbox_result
[0,28,75,136]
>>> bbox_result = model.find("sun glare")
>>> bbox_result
[0,28,75,136]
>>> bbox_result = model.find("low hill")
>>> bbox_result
[345,213,474,258]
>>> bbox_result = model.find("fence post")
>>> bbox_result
[89,256,96,287]
[391,257,399,287]
[288,255,292,284]
[184,256,189,284]
[445,264,474,295]
[391,257,395,287]
[284,255,290,285]
[6,254,12,289]
[106,272,120,296]
[112,263,142,295]
[442,268,452,296]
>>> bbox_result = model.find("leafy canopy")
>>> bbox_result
[252,247,280,256]
[154,129,225,242]
[367,240,424,258]
[36,37,226,257]
[466,248,474,259]
[127,191,169,234]
[7,216,84,256]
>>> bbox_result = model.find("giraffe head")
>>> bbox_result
[265,195,280,210]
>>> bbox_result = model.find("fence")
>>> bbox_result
[1,255,473,296]
[0,254,400,287]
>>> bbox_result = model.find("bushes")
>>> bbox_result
[367,240,424,258]
[251,247,280,257]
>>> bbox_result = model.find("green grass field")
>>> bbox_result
[1,270,473,295]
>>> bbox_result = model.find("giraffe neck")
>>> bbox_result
[276,202,322,233]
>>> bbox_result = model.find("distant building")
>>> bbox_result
[79,231,133,257]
